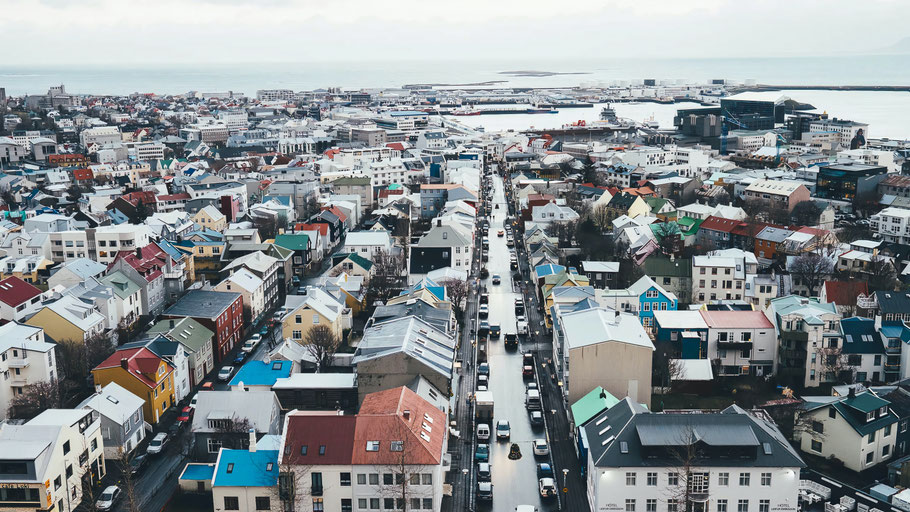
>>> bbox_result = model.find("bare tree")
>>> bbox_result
[277,459,312,512]
[439,278,469,320]
[665,427,710,512]
[253,214,279,241]
[116,448,140,512]
[367,249,405,306]
[590,204,612,232]
[376,420,435,511]
[8,380,62,420]
[790,252,834,296]
[866,256,899,292]
[302,324,341,372]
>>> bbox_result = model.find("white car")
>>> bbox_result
[95,486,121,511]
[146,432,168,455]
[533,439,549,456]
[242,339,258,353]
[496,420,511,440]
[477,423,491,441]
[218,366,235,381]
[538,477,557,498]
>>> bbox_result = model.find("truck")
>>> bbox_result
[517,320,529,337]
[475,390,495,423]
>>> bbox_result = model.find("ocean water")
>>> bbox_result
[2,55,909,137]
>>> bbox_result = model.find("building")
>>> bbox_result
[26,294,105,343]
[721,98,779,130]
[281,285,349,344]
[343,231,392,260]
[700,310,777,377]
[411,221,473,274]
[190,388,281,462]
[222,251,282,313]
[146,317,215,389]
[0,323,57,421]
[555,307,654,407]
[92,346,176,424]
[80,126,121,148]
[193,205,228,233]
[211,440,280,512]
[332,177,374,213]
[582,399,805,512]
[229,360,292,392]
[809,118,869,147]
[769,296,843,388]
[799,389,897,472]
[0,408,106,512]
[279,386,448,512]
[871,207,910,245]
[743,179,811,212]
[77,382,146,457]
[0,276,44,323]
[163,290,244,363]
[580,261,620,289]
[815,162,888,205]
[691,252,756,303]
[596,275,678,330]
[214,269,266,325]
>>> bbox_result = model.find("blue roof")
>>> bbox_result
[179,463,215,482]
[263,195,292,207]
[405,277,445,302]
[229,360,292,387]
[213,449,279,487]
[107,209,129,224]
[840,317,885,355]
[536,264,566,278]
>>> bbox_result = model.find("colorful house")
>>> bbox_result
[597,275,678,330]
[92,347,176,424]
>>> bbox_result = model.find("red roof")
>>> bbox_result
[0,276,42,307]
[823,281,869,307]
[282,414,357,465]
[121,191,157,207]
[156,193,191,202]
[322,206,347,223]
[352,387,446,466]
[72,168,94,181]
[95,347,172,389]
[386,142,406,151]
[109,243,168,282]
[699,216,742,233]
[699,310,773,329]
[324,148,341,160]
[294,223,329,236]
[378,189,405,199]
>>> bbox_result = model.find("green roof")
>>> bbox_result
[644,197,670,214]
[649,222,681,240]
[99,271,141,299]
[675,216,704,235]
[842,392,889,414]
[345,252,374,271]
[147,317,214,353]
[571,386,620,426]
[332,176,372,186]
[642,256,692,278]
[274,233,310,252]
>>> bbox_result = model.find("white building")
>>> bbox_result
[582,399,804,512]
[692,250,758,303]
[700,310,778,377]
[871,206,910,245]
[809,118,869,148]
[214,269,266,324]
[531,202,580,225]
[80,126,121,148]
[0,323,57,421]
[343,231,392,259]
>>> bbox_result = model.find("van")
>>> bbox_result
[526,389,541,411]
[477,423,491,441]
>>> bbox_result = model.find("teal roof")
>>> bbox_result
[274,233,310,251]
[100,271,141,300]
[571,387,620,427]
[343,252,374,271]
[213,449,279,487]
[842,392,889,414]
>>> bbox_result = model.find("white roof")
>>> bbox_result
[198,204,226,221]
[77,382,145,424]
[272,373,357,390]
[0,323,55,353]
[582,261,620,273]
[344,230,391,247]
[221,268,263,294]
[851,239,882,249]
[671,359,714,381]
[223,251,278,274]
[745,179,803,195]
[652,310,707,330]
[560,308,654,351]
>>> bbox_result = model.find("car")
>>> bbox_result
[259,326,269,336]
[477,374,489,388]
[536,463,553,479]
[507,238,514,248]
[242,339,258,353]
[533,439,550,457]
[177,406,193,423]
[498,230,505,237]
[539,477,557,498]
[478,362,490,376]
[477,462,491,481]
[489,324,501,339]
[523,364,534,378]
[491,274,501,285]
[482,251,489,262]
[478,321,490,336]
[526,381,538,391]
[475,444,489,461]
[250,333,263,344]
[128,454,148,476]
[476,423,490,441]
[479,293,489,304]
[480,268,490,279]
[530,410,544,427]
[496,420,511,440]
[504,333,518,349]
[147,432,169,455]
[233,352,248,365]
[476,384,488,392]
[477,481,494,501]
[218,366,235,382]
[167,422,181,438]
[95,486,121,511]
[523,352,534,366]
[510,260,519,271]
[478,304,489,319]
[291,276,300,286]
[200,382,214,391]
[516,314,526,323]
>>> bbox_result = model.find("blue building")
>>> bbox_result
[598,276,678,330]
[652,310,708,359]
[229,360,293,390]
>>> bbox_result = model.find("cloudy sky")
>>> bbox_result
[0,0,907,65]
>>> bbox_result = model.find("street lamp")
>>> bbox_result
[563,468,569,493]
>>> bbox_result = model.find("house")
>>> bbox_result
[332,176,374,212]
[554,308,654,407]
[92,346,176,424]
[696,215,741,250]
[700,310,777,377]
[279,386,448,512]
[601,192,651,223]
[106,244,172,316]
[327,252,374,284]
[343,231,392,260]
[281,286,349,343]
[582,399,805,512]
[163,290,244,363]
[531,201,580,225]
[214,268,266,324]
[642,256,692,304]
[0,408,106,512]
[0,275,43,323]
[353,316,455,403]
[580,261,620,289]
[121,334,193,403]
[692,250,757,303]
[211,440,280,512]
[743,179,811,212]
[596,275,678,330]
[0,323,57,421]
[411,220,473,274]
[222,251,282,311]
[77,382,146,457]
[147,317,215,389]
[26,293,105,343]
[271,373,359,412]
[192,204,228,232]
[98,270,142,328]
[769,296,843,388]
[229,360,292,392]
[653,310,710,360]
[273,233,312,277]
[190,388,281,462]
[840,317,887,384]
[799,389,898,472]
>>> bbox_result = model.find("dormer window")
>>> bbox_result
[881,406,888,416]
[867,411,875,422]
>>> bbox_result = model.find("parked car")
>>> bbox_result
[491,274,501,285]
[478,322,490,336]
[537,463,553,479]
[259,326,269,337]
[533,439,550,457]
[477,481,494,501]
[200,382,214,391]
[480,293,489,304]
[539,478,557,498]
[177,406,194,424]
[523,352,534,366]
[523,364,534,379]
[475,444,489,462]
[478,304,489,319]
[496,420,511,440]
[530,410,544,427]
[526,381,538,391]
[128,454,148,476]
[477,462,491,481]
[147,432,169,455]
[476,423,490,441]
[233,352,247,365]
[218,366,235,382]
[477,374,489,388]
[478,362,490,376]
[95,486,121,511]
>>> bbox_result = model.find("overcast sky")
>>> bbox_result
[1,0,907,66]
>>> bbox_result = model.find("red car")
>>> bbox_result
[177,406,193,423]
[201,382,214,391]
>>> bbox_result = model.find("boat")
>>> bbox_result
[526,108,558,114]
[600,104,617,122]
[452,107,481,116]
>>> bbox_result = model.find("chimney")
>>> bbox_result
[248,428,257,452]
[403,409,410,420]
[135,247,142,259]
[436,219,442,227]
[169,319,175,328]
[848,387,856,399]
[120,358,128,370]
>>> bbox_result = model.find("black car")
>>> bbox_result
[128,454,148,476]
[478,322,490,336]
[489,324,501,339]
[480,268,489,279]
[479,293,489,304]
[491,274,501,285]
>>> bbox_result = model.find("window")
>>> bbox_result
[319,445,326,456]
[224,496,240,510]
[885,425,893,436]
[313,315,319,325]
[626,472,636,485]
[410,499,420,510]
[884,445,891,457]
[422,473,432,485]
[295,315,302,324]
[91,439,97,451]
[866,452,875,464]
[63,441,70,455]
[65,465,73,478]
[292,330,302,340]
[811,439,823,452]
[383,473,393,485]
[668,500,679,512]
[357,474,366,485]
[738,500,749,512]
[390,441,404,452]
[341,472,351,486]
[54,476,61,490]
[369,474,379,485]
[812,421,823,434]
[256,497,271,510]
[358,499,368,510]
[759,501,769,512]
[718,472,729,486]
[868,432,876,443]
[668,472,679,486]
[370,498,379,509]
[626,499,636,512]
[739,472,750,486]
[718,500,728,512]
[366,441,380,451]
[647,499,657,512]
[207,439,222,453]
[384,498,395,509]
[761,472,771,486]
[646,472,657,486]
[342,499,352,512]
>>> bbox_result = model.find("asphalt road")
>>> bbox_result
[476,175,559,512]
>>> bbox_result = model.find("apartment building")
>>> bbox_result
[809,118,869,147]
[700,310,777,378]
[80,126,121,148]
[691,250,757,303]
[0,323,57,421]
[743,179,811,212]
[871,207,910,245]
[769,296,843,388]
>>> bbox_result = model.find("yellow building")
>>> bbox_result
[26,294,106,342]
[92,347,176,424]
[0,256,54,288]
[541,271,591,327]
[281,287,348,343]
[192,205,227,233]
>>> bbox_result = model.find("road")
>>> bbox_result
[478,174,559,512]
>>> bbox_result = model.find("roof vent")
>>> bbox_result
[601,435,615,446]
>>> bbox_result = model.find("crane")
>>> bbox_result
[774,133,789,167]
[719,109,748,155]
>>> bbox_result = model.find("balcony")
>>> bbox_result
[10,373,29,385]
[7,356,29,369]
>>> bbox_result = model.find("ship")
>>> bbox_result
[600,104,617,122]
[526,107,558,114]
[452,107,482,116]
